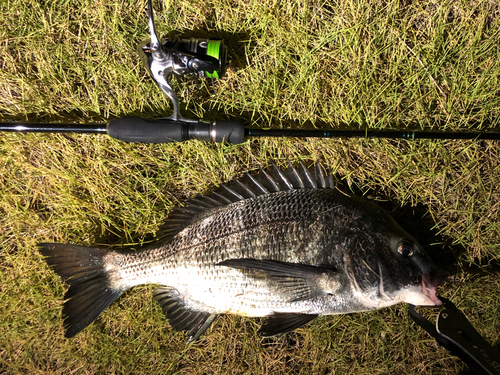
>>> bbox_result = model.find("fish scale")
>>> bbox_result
[39,163,443,340]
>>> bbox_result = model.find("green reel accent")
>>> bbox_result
[206,40,222,79]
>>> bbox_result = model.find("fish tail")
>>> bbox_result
[39,243,124,337]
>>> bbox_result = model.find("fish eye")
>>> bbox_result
[397,239,414,257]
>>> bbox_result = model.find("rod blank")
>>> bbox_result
[245,128,500,140]
[1,120,500,143]
[0,122,107,134]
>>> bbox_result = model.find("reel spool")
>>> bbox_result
[141,37,227,79]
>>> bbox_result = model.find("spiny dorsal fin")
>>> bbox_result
[212,162,334,203]
[158,162,335,241]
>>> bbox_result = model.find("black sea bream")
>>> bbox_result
[39,163,442,342]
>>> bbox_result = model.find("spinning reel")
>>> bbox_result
[139,0,227,122]
[106,0,246,144]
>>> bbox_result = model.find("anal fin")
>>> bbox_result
[260,312,319,337]
[153,287,217,343]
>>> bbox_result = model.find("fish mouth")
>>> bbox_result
[419,269,449,307]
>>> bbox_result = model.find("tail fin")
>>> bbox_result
[39,243,123,337]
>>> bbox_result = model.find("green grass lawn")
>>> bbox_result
[1,0,499,374]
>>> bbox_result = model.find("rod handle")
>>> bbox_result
[107,117,245,144]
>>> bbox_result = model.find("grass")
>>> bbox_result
[1,0,500,374]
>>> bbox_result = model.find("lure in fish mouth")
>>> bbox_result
[39,163,445,342]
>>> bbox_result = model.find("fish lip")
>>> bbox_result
[419,269,448,307]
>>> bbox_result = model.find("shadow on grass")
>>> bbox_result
[337,175,467,275]
[381,199,500,279]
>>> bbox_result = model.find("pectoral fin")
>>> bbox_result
[218,258,342,302]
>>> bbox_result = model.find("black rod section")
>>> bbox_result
[2,121,500,142]
[245,128,500,140]
[0,122,107,134]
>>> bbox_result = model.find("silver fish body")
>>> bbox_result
[40,163,442,341]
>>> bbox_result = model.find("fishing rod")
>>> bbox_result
[3,119,500,143]
[2,1,499,143]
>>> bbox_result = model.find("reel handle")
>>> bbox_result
[107,117,245,144]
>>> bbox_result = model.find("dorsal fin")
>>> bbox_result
[157,163,335,241]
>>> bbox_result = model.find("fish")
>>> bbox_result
[39,162,443,343]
